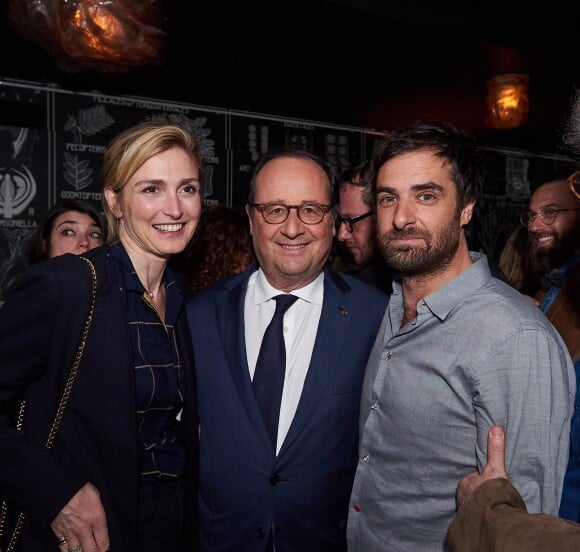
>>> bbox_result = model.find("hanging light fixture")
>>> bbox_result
[7,0,166,75]
[485,73,530,130]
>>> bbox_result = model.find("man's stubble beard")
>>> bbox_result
[377,212,462,277]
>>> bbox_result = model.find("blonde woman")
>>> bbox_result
[0,121,202,551]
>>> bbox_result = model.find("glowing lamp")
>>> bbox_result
[485,74,530,130]
[7,0,165,75]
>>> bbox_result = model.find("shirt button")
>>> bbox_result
[371,402,379,410]
[386,351,393,360]
[361,454,369,462]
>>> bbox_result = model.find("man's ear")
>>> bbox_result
[460,200,475,227]
[245,204,254,236]
[104,187,122,218]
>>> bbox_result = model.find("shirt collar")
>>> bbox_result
[391,252,492,322]
[253,268,324,306]
[425,252,492,321]
[107,241,184,298]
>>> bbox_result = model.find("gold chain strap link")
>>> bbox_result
[0,256,97,552]
[45,257,96,450]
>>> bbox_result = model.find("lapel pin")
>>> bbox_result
[339,307,348,315]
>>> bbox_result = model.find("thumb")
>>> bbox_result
[483,425,507,479]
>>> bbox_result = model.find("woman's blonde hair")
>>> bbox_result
[102,120,203,241]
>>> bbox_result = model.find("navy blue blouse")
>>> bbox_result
[107,243,186,481]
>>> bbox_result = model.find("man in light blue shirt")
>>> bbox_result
[347,121,575,552]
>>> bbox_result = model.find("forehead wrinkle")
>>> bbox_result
[376,181,444,194]
[262,200,326,206]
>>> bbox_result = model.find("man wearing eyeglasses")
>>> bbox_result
[523,174,580,522]
[186,146,389,551]
[523,176,580,300]
[334,161,394,294]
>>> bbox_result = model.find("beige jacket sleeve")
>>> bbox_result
[445,478,580,552]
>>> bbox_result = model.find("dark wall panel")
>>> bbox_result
[0,79,575,301]
[0,79,371,300]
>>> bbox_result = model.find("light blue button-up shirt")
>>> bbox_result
[347,252,575,552]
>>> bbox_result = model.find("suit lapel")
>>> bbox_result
[217,268,275,448]
[217,274,254,399]
[278,268,351,456]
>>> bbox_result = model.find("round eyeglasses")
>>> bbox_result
[250,202,333,225]
[520,207,580,227]
[335,211,375,233]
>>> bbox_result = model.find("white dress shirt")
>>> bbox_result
[245,268,324,454]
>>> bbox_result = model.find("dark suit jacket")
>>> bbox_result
[0,247,198,551]
[343,254,394,295]
[186,263,389,552]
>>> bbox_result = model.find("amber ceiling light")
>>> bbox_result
[7,0,166,75]
[485,73,530,130]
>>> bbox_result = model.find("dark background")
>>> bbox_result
[1,0,579,156]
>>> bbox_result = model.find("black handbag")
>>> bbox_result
[0,257,97,551]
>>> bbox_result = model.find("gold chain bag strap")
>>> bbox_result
[0,256,97,552]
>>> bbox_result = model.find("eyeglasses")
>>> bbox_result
[250,202,333,225]
[568,170,580,200]
[520,207,580,227]
[335,211,375,233]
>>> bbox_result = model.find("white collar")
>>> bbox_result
[252,268,324,306]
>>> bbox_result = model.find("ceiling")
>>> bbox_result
[1,0,579,155]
